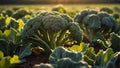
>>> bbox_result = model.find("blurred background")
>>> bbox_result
[0,0,120,4]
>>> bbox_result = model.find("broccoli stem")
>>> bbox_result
[32,35,52,54]
[48,32,57,49]
[36,30,43,39]
[38,28,50,44]
[84,26,95,42]
[58,36,69,46]
[56,30,68,46]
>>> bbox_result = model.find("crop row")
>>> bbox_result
[0,5,120,68]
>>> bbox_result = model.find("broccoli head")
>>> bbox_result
[83,14,101,29]
[74,9,98,24]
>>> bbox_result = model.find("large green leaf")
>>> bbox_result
[7,18,19,30]
[92,33,109,49]
[16,45,31,59]
[110,33,120,52]
[0,39,15,56]
[0,54,20,68]
[0,56,11,68]
[0,51,4,59]
[0,30,2,38]
[10,55,21,64]
[68,42,89,52]
[84,47,96,60]
[106,52,119,68]
[95,50,105,67]
[103,48,115,64]
[0,28,22,56]
[84,55,94,66]
[0,16,6,31]
[49,47,83,64]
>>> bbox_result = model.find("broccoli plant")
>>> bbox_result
[0,51,21,68]
[74,9,117,45]
[0,14,25,32]
[67,44,119,68]
[7,18,25,31]
[110,33,120,52]
[12,9,31,20]
[0,29,31,59]
[0,15,6,32]
[84,47,119,68]
[21,11,83,55]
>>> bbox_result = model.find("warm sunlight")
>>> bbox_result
[0,0,120,68]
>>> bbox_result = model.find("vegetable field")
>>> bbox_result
[0,4,120,68]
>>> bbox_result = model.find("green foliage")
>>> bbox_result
[74,9,117,43]
[15,45,31,59]
[74,9,120,52]
[100,7,113,14]
[84,47,96,60]
[85,48,117,68]
[0,6,120,68]
[52,5,66,13]
[0,29,31,58]
[68,42,89,52]
[5,9,13,16]
[49,47,83,63]
[12,9,31,20]
[0,29,21,56]
[0,15,6,31]
[113,13,119,19]
[0,51,21,68]
[83,14,101,29]
[69,23,83,43]
[67,44,118,68]
[110,33,120,52]
[33,47,91,68]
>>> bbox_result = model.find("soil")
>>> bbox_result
[15,49,49,68]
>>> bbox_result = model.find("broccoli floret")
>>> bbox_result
[98,12,111,20]
[101,16,116,30]
[83,14,101,29]
[69,23,83,43]
[42,15,67,32]
[21,11,83,55]
[74,9,98,24]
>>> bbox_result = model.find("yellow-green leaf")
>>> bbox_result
[10,55,21,64]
